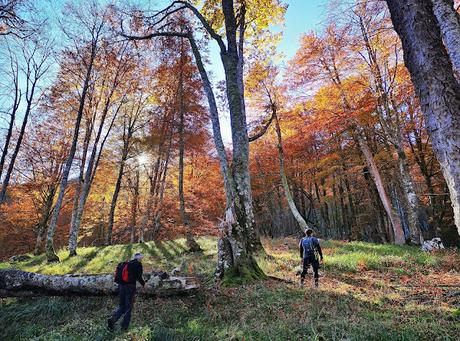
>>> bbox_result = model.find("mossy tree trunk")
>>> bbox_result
[122,0,265,283]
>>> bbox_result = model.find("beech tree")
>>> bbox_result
[431,0,460,74]
[351,0,424,243]
[288,25,406,244]
[385,0,460,236]
[45,3,108,262]
[105,74,151,245]
[67,41,133,257]
[246,62,309,233]
[121,0,287,281]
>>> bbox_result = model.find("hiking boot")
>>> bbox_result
[314,279,319,288]
[107,318,114,332]
[299,278,305,288]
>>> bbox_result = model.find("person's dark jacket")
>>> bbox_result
[126,259,145,286]
[299,236,323,260]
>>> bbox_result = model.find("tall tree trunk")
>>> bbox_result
[363,166,390,243]
[106,135,130,245]
[395,143,424,243]
[357,134,406,244]
[68,120,92,251]
[187,35,234,207]
[431,0,460,74]
[356,12,423,244]
[68,56,125,256]
[130,166,140,243]
[189,32,263,280]
[273,110,308,232]
[128,2,264,280]
[45,38,98,262]
[177,39,201,252]
[386,0,460,235]
[68,99,113,256]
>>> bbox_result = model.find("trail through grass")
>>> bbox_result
[1,237,459,340]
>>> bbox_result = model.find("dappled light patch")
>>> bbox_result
[0,237,458,339]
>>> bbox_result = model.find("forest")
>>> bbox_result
[0,0,459,340]
[1,0,459,259]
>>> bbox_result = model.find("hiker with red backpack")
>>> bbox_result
[299,228,323,288]
[108,252,145,331]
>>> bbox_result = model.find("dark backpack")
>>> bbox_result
[302,237,315,257]
[114,261,129,284]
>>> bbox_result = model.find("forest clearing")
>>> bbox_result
[1,237,459,340]
[1,0,460,339]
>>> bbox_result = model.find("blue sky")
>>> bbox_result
[278,0,326,60]
[211,0,327,142]
[1,0,327,143]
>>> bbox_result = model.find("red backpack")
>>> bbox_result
[114,261,129,284]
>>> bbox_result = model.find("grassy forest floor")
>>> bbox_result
[0,237,459,341]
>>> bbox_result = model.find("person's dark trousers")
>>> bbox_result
[110,284,136,329]
[301,255,319,284]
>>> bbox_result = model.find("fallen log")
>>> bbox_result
[0,269,199,297]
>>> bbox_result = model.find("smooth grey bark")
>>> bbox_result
[431,0,460,74]
[45,21,103,262]
[0,269,199,297]
[123,0,264,281]
[187,35,234,207]
[221,0,261,255]
[68,96,121,256]
[268,96,308,232]
[177,40,201,252]
[386,0,460,236]
[68,118,92,251]
[68,52,127,256]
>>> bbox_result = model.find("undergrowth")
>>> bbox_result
[1,237,459,340]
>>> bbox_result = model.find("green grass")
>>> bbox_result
[1,237,459,340]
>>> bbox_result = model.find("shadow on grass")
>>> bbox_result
[168,240,188,253]
[69,249,100,274]
[138,242,160,258]
[20,254,47,267]
[165,241,186,257]
[2,279,457,341]
[153,240,174,260]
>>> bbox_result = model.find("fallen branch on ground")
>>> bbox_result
[0,269,199,297]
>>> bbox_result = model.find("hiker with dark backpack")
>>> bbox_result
[299,228,323,288]
[108,252,145,331]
